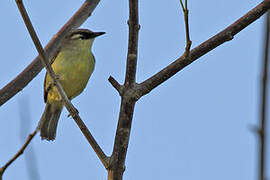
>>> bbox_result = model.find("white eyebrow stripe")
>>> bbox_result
[70,34,82,39]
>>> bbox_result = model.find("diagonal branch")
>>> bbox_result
[15,0,109,169]
[0,128,38,179]
[108,76,124,95]
[139,0,270,97]
[0,0,100,106]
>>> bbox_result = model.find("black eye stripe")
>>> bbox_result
[69,31,94,40]
[68,29,104,40]
[79,32,93,39]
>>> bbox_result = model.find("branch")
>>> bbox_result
[15,0,109,169]
[108,0,140,179]
[0,0,100,106]
[106,1,270,179]
[108,76,123,95]
[0,129,38,179]
[258,11,269,180]
[180,0,192,57]
[139,0,270,97]
[124,1,140,86]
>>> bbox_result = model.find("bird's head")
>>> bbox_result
[64,29,105,49]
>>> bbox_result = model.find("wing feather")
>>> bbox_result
[43,49,61,102]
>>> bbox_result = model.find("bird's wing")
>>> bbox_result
[43,72,50,103]
[43,49,61,103]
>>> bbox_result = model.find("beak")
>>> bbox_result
[93,32,105,37]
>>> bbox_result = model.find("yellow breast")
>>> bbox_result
[45,43,95,103]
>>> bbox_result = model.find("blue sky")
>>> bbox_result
[0,0,269,179]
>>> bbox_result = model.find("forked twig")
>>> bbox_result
[139,0,270,96]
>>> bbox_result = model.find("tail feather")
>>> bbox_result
[39,102,63,141]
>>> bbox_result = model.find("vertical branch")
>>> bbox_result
[108,0,140,179]
[258,11,269,180]
[124,0,140,86]
[108,100,136,180]
[180,0,192,57]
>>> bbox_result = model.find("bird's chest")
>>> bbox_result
[51,53,95,99]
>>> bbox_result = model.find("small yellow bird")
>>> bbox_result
[38,29,105,141]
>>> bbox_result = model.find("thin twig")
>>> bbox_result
[139,0,270,97]
[0,0,100,106]
[258,11,269,180]
[15,0,109,169]
[180,0,192,57]
[0,128,38,179]
[179,0,185,11]
[108,76,123,95]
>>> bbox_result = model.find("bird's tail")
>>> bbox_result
[38,102,63,141]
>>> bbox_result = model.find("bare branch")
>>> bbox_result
[124,2,140,86]
[0,0,100,106]
[108,0,140,179]
[181,0,192,57]
[15,0,109,169]
[179,0,185,12]
[258,11,269,180]
[107,1,270,179]
[139,0,270,97]
[108,76,123,95]
[0,129,38,179]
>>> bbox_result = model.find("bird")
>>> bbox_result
[38,29,105,141]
